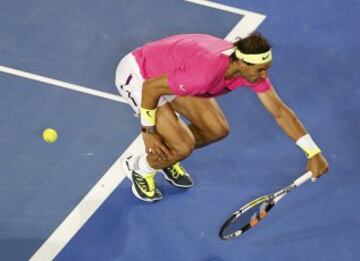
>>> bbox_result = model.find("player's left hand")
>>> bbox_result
[307,153,329,182]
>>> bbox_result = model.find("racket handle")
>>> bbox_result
[293,171,313,187]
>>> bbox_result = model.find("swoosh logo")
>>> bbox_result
[125,156,132,171]
[146,111,152,118]
[262,54,270,60]
[179,84,186,91]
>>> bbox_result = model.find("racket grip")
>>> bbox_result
[293,171,312,187]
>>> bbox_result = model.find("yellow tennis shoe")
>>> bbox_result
[123,156,162,202]
[161,162,194,188]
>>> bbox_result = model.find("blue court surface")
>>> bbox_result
[1,0,359,260]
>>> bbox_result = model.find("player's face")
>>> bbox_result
[241,61,272,83]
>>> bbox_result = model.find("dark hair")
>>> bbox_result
[230,32,271,63]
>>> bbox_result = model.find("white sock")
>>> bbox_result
[133,154,156,175]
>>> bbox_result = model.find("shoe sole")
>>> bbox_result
[121,157,162,202]
[159,170,194,188]
[131,185,162,202]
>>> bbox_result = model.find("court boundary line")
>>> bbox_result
[185,0,266,42]
[29,1,266,260]
[0,66,126,103]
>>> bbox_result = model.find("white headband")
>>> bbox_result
[235,49,272,64]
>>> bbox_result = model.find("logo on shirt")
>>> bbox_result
[179,84,186,91]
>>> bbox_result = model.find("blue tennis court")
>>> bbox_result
[0,0,359,260]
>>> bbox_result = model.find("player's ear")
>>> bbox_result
[237,59,246,68]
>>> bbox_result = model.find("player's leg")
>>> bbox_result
[170,96,230,149]
[147,102,196,188]
[122,102,195,201]
[151,95,230,190]
[147,102,196,168]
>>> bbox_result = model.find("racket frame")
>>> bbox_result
[220,171,312,240]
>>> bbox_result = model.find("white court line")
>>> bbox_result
[185,0,266,41]
[30,135,144,261]
[29,1,266,260]
[0,66,127,103]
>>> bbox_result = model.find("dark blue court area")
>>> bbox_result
[1,0,359,260]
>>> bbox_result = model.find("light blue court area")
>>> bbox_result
[0,0,359,260]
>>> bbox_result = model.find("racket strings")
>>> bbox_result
[222,200,273,236]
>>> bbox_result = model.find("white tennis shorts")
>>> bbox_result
[115,53,176,114]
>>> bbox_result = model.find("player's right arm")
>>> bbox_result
[141,75,174,160]
[257,87,329,180]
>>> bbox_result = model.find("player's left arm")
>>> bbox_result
[257,87,329,180]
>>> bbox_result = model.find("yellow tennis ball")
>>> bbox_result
[42,128,58,143]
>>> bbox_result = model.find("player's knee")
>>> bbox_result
[206,122,230,143]
[172,134,195,160]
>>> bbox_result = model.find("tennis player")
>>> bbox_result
[115,32,329,202]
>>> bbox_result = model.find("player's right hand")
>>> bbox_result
[307,153,329,182]
[142,132,171,161]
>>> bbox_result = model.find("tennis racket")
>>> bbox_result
[219,171,313,240]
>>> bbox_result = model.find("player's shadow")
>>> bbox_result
[157,177,194,198]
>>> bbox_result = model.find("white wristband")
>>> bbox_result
[296,134,321,159]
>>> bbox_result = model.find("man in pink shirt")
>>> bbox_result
[115,32,329,202]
